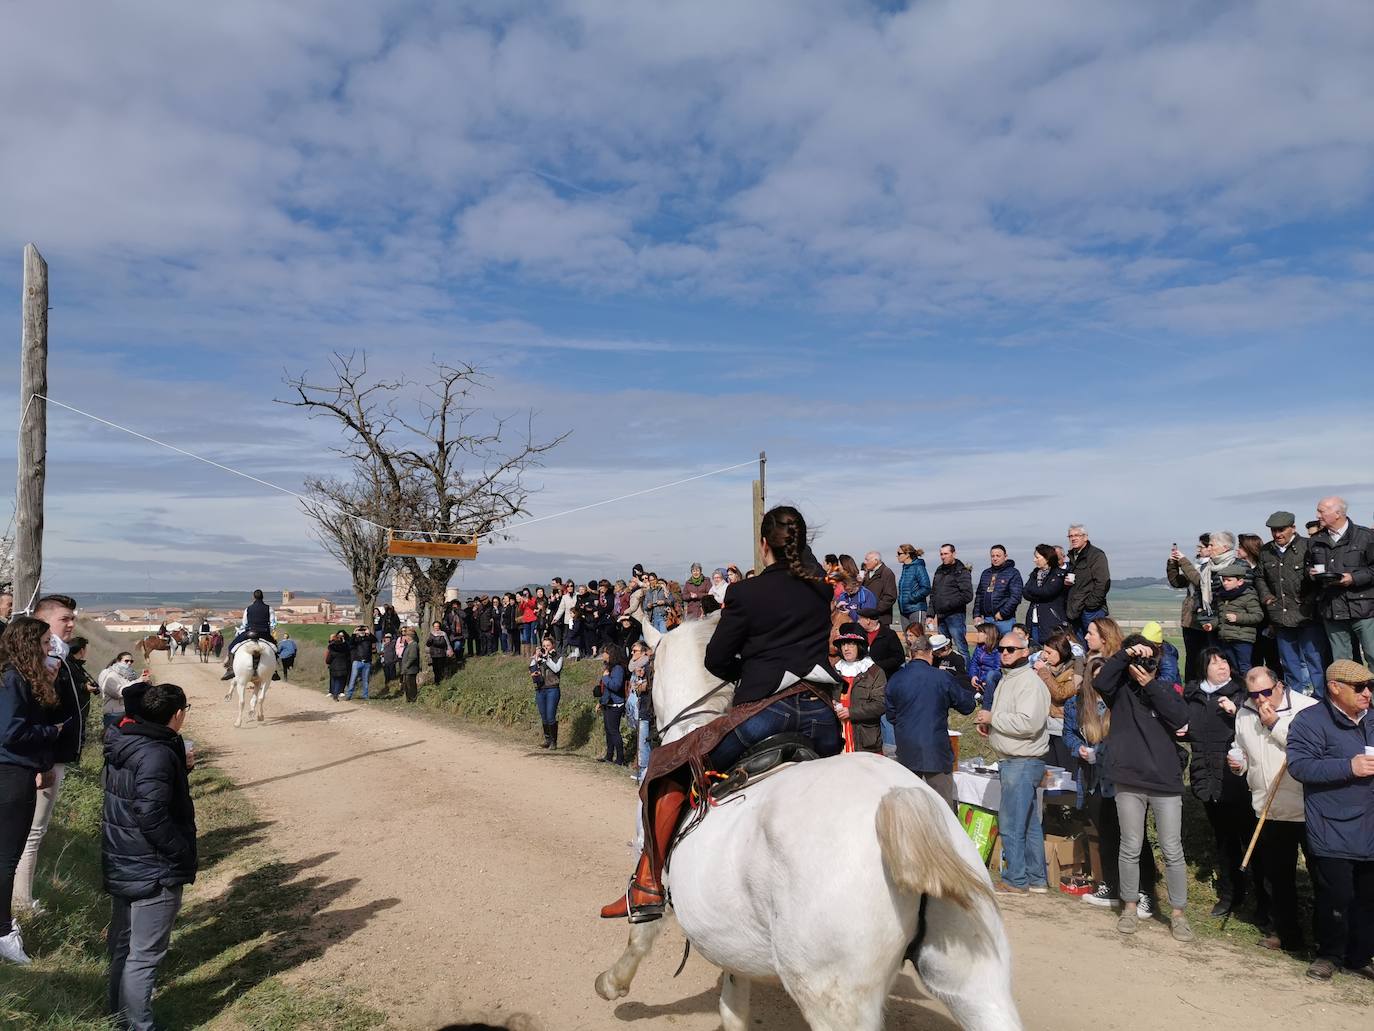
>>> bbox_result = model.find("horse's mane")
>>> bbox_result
[652,613,733,740]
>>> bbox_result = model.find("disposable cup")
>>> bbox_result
[1312,564,1327,574]
[1364,746,1374,757]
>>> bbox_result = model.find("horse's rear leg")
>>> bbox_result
[256,684,267,721]
[720,973,751,1031]
[785,974,887,1031]
[234,685,245,728]
[594,919,664,1001]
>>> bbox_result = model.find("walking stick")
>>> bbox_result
[1241,759,1287,873]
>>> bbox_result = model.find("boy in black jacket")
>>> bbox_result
[103,682,197,1031]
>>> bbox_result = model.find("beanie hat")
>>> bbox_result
[1141,621,1165,645]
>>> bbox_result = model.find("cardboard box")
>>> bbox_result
[1044,833,1088,886]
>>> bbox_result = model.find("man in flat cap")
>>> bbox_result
[1258,511,1328,697]
[1286,659,1374,982]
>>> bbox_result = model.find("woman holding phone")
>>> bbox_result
[0,616,68,964]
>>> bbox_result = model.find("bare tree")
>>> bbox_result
[281,352,568,626]
[300,472,394,629]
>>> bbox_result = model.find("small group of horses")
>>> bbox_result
[136,623,272,727]
[594,613,1022,1031]
[137,624,221,664]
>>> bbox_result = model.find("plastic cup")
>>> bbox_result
[1364,746,1374,757]
[1228,746,1243,765]
[1312,564,1326,575]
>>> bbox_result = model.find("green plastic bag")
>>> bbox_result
[958,803,999,864]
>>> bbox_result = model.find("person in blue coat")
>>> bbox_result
[884,631,976,809]
[973,546,1024,636]
[597,644,628,765]
[896,545,931,630]
[1286,658,1374,981]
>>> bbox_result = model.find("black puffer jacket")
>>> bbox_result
[1023,566,1069,635]
[1095,650,1190,795]
[1182,678,1249,804]
[929,562,974,617]
[47,659,88,764]
[102,718,197,900]
[326,638,352,677]
[1308,521,1374,622]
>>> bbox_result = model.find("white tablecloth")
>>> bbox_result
[954,766,1075,811]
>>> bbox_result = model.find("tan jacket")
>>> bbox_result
[988,663,1051,758]
[1233,689,1318,823]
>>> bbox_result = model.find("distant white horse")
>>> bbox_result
[595,615,1021,1031]
[227,640,277,728]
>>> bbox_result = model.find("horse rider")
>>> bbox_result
[600,505,843,923]
[157,621,170,642]
[198,616,212,637]
[220,589,278,680]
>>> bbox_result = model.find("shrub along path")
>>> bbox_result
[152,659,1374,1029]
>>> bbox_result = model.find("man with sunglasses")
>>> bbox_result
[1287,659,1374,982]
[973,629,1050,894]
[1228,667,1316,954]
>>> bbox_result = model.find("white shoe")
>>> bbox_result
[1082,884,1115,908]
[1137,893,1155,919]
[0,928,32,965]
[14,898,45,919]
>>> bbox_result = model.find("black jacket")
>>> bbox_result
[867,626,905,679]
[326,639,353,677]
[48,657,88,764]
[380,609,402,636]
[705,563,833,705]
[1182,678,1249,804]
[0,665,61,771]
[1095,650,1190,795]
[1307,521,1374,622]
[929,562,974,617]
[1257,536,1317,628]
[1066,542,1111,619]
[1022,566,1070,635]
[102,718,197,900]
[349,633,375,663]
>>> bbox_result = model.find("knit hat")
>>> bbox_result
[1265,511,1297,529]
[1326,658,1373,685]
[1141,621,1165,645]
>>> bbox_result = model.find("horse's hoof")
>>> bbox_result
[594,972,627,1001]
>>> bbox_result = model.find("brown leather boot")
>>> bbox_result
[600,780,687,923]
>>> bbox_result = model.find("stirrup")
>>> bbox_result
[600,877,665,922]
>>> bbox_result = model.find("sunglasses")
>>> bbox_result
[997,645,1023,653]
[1352,683,1373,695]
[1247,689,1274,700]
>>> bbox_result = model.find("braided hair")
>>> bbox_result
[760,506,820,583]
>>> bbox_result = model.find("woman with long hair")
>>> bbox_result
[0,617,66,964]
[1023,543,1069,644]
[895,544,931,630]
[1034,630,1084,770]
[597,644,628,765]
[602,506,841,923]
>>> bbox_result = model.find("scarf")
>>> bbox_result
[1215,582,1249,604]
[1199,550,1236,612]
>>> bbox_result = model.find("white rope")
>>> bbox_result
[24,393,758,545]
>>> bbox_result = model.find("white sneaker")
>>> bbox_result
[0,928,31,965]
[1082,884,1115,908]
[1137,893,1155,919]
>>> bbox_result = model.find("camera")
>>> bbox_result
[1131,655,1159,674]
[529,655,545,688]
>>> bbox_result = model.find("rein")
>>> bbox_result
[657,680,732,738]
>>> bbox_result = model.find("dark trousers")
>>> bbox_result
[280,655,295,680]
[1084,791,1157,898]
[431,656,447,683]
[401,673,418,703]
[1309,854,1374,968]
[1181,626,1211,683]
[1253,820,1306,950]
[0,763,39,935]
[1220,640,1254,677]
[602,704,625,763]
[328,673,346,699]
[1202,796,1260,907]
[109,885,183,1031]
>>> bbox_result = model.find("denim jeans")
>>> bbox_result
[1322,616,1374,666]
[109,885,183,1031]
[346,660,371,700]
[1275,624,1328,697]
[650,611,668,634]
[535,686,560,725]
[710,695,843,772]
[1115,790,1188,909]
[990,618,1016,637]
[939,612,969,661]
[329,673,347,698]
[997,757,1047,888]
[1076,608,1108,638]
[1221,639,1254,676]
[602,704,625,762]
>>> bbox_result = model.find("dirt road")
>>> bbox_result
[175,663,1372,1030]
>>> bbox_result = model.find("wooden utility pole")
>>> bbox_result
[752,450,766,572]
[15,244,48,611]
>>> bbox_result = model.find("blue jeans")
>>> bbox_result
[989,618,1016,637]
[602,704,625,762]
[939,613,969,661]
[1221,640,1254,677]
[329,673,347,699]
[710,695,843,772]
[1323,616,1374,666]
[346,660,370,700]
[997,757,1047,888]
[535,686,560,725]
[1275,624,1328,697]
[650,611,668,633]
[1076,609,1108,638]
[500,630,511,653]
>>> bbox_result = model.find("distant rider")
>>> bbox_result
[220,589,278,681]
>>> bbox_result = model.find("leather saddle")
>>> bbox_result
[706,732,819,803]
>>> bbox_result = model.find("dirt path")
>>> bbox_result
[173,662,1372,1030]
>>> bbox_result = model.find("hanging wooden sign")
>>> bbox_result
[386,531,479,560]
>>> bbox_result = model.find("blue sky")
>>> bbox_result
[2,0,1373,593]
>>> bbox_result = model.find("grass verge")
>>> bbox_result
[0,712,387,1029]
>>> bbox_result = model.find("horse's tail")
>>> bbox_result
[876,786,993,911]
[251,646,260,676]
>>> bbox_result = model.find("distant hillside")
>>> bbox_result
[1115,577,1171,590]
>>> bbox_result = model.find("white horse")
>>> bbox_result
[595,615,1021,1031]
[227,640,278,728]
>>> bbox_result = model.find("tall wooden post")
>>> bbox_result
[15,244,48,611]
[751,450,766,573]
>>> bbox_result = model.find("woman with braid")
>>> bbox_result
[601,506,841,923]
